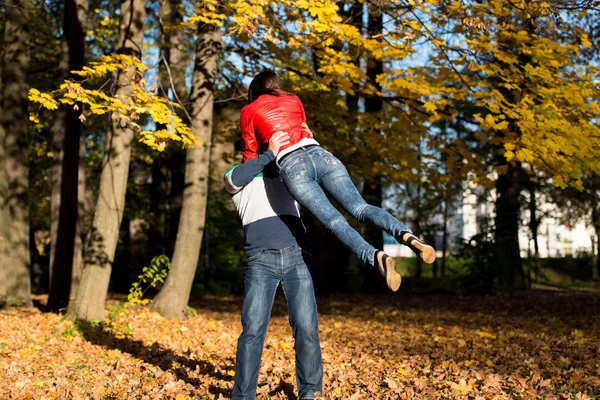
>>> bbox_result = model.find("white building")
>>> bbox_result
[384,183,595,258]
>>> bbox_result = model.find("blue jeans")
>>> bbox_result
[232,245,323,400]
[278,146,411,266]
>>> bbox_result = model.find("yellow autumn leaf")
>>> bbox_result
[478,331,497,339]
[450,378,476,395]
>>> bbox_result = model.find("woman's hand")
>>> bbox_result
[268,131,291,156]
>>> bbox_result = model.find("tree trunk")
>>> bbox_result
[495,161,526,291]
[441,194,449,276]
[2,0,32,307]
[68,0,146,320]
[47,0,88,313]
[149,157,167,255]
[361,4,387,294]
[362,178,386,292]
[591,234,598,282]
[150,23,221,319]
[0,25,7,307]
[592,208,599,282]
[166,152,184,256]
[528,178,540,285]
[149,0,187,258]
[70,134,87,300]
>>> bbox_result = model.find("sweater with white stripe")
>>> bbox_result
[224,150,305,252]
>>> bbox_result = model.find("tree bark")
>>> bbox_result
[150,23,222,319]
[528,178,540,285]
[70,134,87,300]
[592,207,599,282]
[68,0,146,320]
[441,192,449,276]
[2,0,32,307]
[0,24,7,307]
[591,234,598,282]
[47,0,88,312]
[495,161,526,291]
[148,0,187,258]
[361,4,387,294]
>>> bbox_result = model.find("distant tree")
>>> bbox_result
[151,21,222,319]
[47,0,89,312]
[68,0,148,320]
[2,0,33,307]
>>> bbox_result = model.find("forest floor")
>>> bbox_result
[1,291,599,399]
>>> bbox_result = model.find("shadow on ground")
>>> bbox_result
[73,320,241,398]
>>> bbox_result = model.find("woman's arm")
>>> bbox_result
[241,107,259,162]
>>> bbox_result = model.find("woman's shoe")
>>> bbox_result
[400,232,436,264]
[376,251,401,292]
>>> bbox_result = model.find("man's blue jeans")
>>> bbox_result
[278,145,411,267]
[232,245,322,400]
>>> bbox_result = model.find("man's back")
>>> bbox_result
[224,151,305,252]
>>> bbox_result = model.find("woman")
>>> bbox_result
[241,70,436,292]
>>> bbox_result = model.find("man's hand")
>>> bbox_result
[268,131,291,156]
[301,122,313,138]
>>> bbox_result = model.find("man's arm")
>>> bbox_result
[224,131,291,194]
[224,151,275,194]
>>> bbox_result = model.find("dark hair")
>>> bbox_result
[248,70,290,103]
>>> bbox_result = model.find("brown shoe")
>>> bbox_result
[376,251,401,292]
[400,232,436,264]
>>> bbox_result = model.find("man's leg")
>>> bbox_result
[281,246,323,399]
[232,250,279,400]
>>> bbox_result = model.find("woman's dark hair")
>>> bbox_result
[248,70,290,103]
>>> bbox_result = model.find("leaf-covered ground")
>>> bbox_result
[1,292,599,399]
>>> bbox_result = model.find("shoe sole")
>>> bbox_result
[404,235,437,264]
[385,257,401,292]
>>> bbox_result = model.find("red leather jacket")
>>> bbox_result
[241,90,313,162]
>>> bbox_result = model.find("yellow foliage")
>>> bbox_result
[28,54,197,151]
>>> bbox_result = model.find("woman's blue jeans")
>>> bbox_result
[278,145,411,267]
[232,245,322,400]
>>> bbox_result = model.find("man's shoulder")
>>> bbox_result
[224,164,239,179]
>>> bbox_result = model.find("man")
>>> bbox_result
[224,132,323,400]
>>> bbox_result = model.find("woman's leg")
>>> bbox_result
[312,149,410,238]
[279,151,377,267]
[310,147,436,263]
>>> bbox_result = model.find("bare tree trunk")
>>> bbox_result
[592,208,599,282]
[0,27,7,307]
[202,107,237,278]
[148,0,187,258]
[2,0,32,307]
[528,179,540,286]
[151,23,222,319]
[70,134,87,300]
[495,161,526,291]
[68,0,146,320]
[362,4,387,294]
[441,194,449,276]
[591,234,598,282]
[47,0,88,312]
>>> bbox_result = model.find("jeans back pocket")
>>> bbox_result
[320,150,340,166]
[283,158,309,183]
